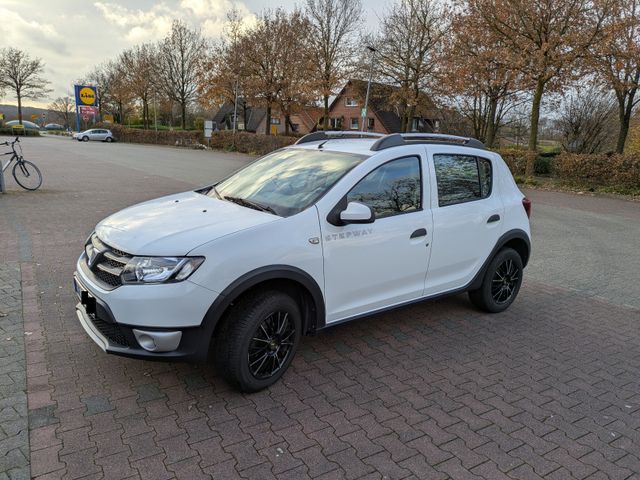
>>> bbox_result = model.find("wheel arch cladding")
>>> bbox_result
[202,265,326,345]
[469,229,531,291]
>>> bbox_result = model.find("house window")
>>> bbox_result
[367,118,375,130]
[291,123,299,132]
[345,97,358,107]
[434,120,441,132]
[271,117,281,125]
[411,118,420,131]
[330,118,342,129]
[350,117,359,130]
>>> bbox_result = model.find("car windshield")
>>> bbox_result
[210,148,367,217]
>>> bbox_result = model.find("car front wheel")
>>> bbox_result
[82,136,89,142]
[469,247,523,313]
[215,290,301,392]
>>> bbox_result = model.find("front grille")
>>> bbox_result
[86,234,132,289]
[89,315,130,346]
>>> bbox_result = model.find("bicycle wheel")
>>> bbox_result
[12,160,42,191]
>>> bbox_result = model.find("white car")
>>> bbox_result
[73,128,114,142]
[74,132,532,392]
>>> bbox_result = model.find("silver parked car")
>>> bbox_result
[74,129,114,142]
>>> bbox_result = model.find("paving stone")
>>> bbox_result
[4,140,640,480]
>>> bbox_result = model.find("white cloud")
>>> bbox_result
[93,2,174,42]
[0,7,68,54]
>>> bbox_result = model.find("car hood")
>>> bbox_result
[95,191,279,255]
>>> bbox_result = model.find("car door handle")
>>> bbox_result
[487,214,501,223]
[410,228,427,239]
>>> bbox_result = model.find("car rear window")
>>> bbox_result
[433,154,492,206]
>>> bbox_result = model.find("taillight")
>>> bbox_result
[522,197,532,218]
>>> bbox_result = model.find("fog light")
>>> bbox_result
[132,329,182,352]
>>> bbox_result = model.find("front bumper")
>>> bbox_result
[73,272,215,362]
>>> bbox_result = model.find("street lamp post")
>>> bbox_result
[361,45,377,132]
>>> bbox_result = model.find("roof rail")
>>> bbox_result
[370,133,486,151]
[295,131,384,145]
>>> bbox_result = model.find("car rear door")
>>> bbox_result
[317,146,434,323]
[423,146,504,296]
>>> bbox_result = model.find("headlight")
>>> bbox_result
[121,257,204,284]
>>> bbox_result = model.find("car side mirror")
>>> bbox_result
[339,201,375,224]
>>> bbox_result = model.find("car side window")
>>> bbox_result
[433,154,492,207]
[347,156,422,219]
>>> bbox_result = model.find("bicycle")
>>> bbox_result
[1,136,42,191]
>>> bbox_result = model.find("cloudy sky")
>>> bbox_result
[0,0,383,108]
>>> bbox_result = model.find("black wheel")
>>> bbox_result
[469,247,523,313]
[215,290,301,392]
[82,136,89,142]
[105,137,113,142]
[12,160,42,191]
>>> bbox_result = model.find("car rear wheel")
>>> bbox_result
[215,290,301,392]
[469,247,523,313]
[105,137,113,142]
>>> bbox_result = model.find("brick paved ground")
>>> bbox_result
[1,137,639,479]
[0,263,29,480]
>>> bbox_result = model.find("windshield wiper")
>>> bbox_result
[223,195,278,215]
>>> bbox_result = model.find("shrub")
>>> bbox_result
[554,153,640,188]
[109,124,201,146]
[0,128,40,137]
[495,148,535,176]
[208,130,297,156]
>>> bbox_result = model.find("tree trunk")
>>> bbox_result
[527,78,546,177]
[405,105,416,133]
[323,95,329,130]
[181,102,187,130]
[17,93,23,125]
[485,97,499,149]
[615,91,635,154]
[265,105,271,135]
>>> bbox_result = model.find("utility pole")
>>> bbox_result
[361,46,377,132]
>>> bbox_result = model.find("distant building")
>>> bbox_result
[324,79,441,134]
[212,101,322,135]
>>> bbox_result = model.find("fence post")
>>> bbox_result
[0,161,5,193]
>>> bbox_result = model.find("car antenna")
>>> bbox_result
[318,140,327,149]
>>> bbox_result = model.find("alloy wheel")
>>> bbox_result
[248,311,295,379]
[491,259,520,305]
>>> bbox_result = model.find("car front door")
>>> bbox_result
[423,148,504,296]
[318,149,433,323]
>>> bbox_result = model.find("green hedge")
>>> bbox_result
[109,124,201,146]
[0,128,40,137]
[209,130,297,156]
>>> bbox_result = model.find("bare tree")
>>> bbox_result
[375,0,449,132]
[48,96,74,128]
[306,0,363,130]
[121,44,158,128]
[556,85,617,153]
[440,10,523,147]
[591,0,640,153]
[0,47,52,124]
[240,9,309,135]
[467,0,611,175]
[158,20,206,129]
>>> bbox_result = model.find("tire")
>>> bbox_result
[469,247,523,313]
[105,137,113,142]
[82,136,89,142]
[12,160,43,191]
[215,290,302,392]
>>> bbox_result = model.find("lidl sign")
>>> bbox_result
[74,85,98,106]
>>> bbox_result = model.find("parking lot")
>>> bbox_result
[1,136,639,480]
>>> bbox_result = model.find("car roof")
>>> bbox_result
[289,138,378,157]
[289,132,490,158]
